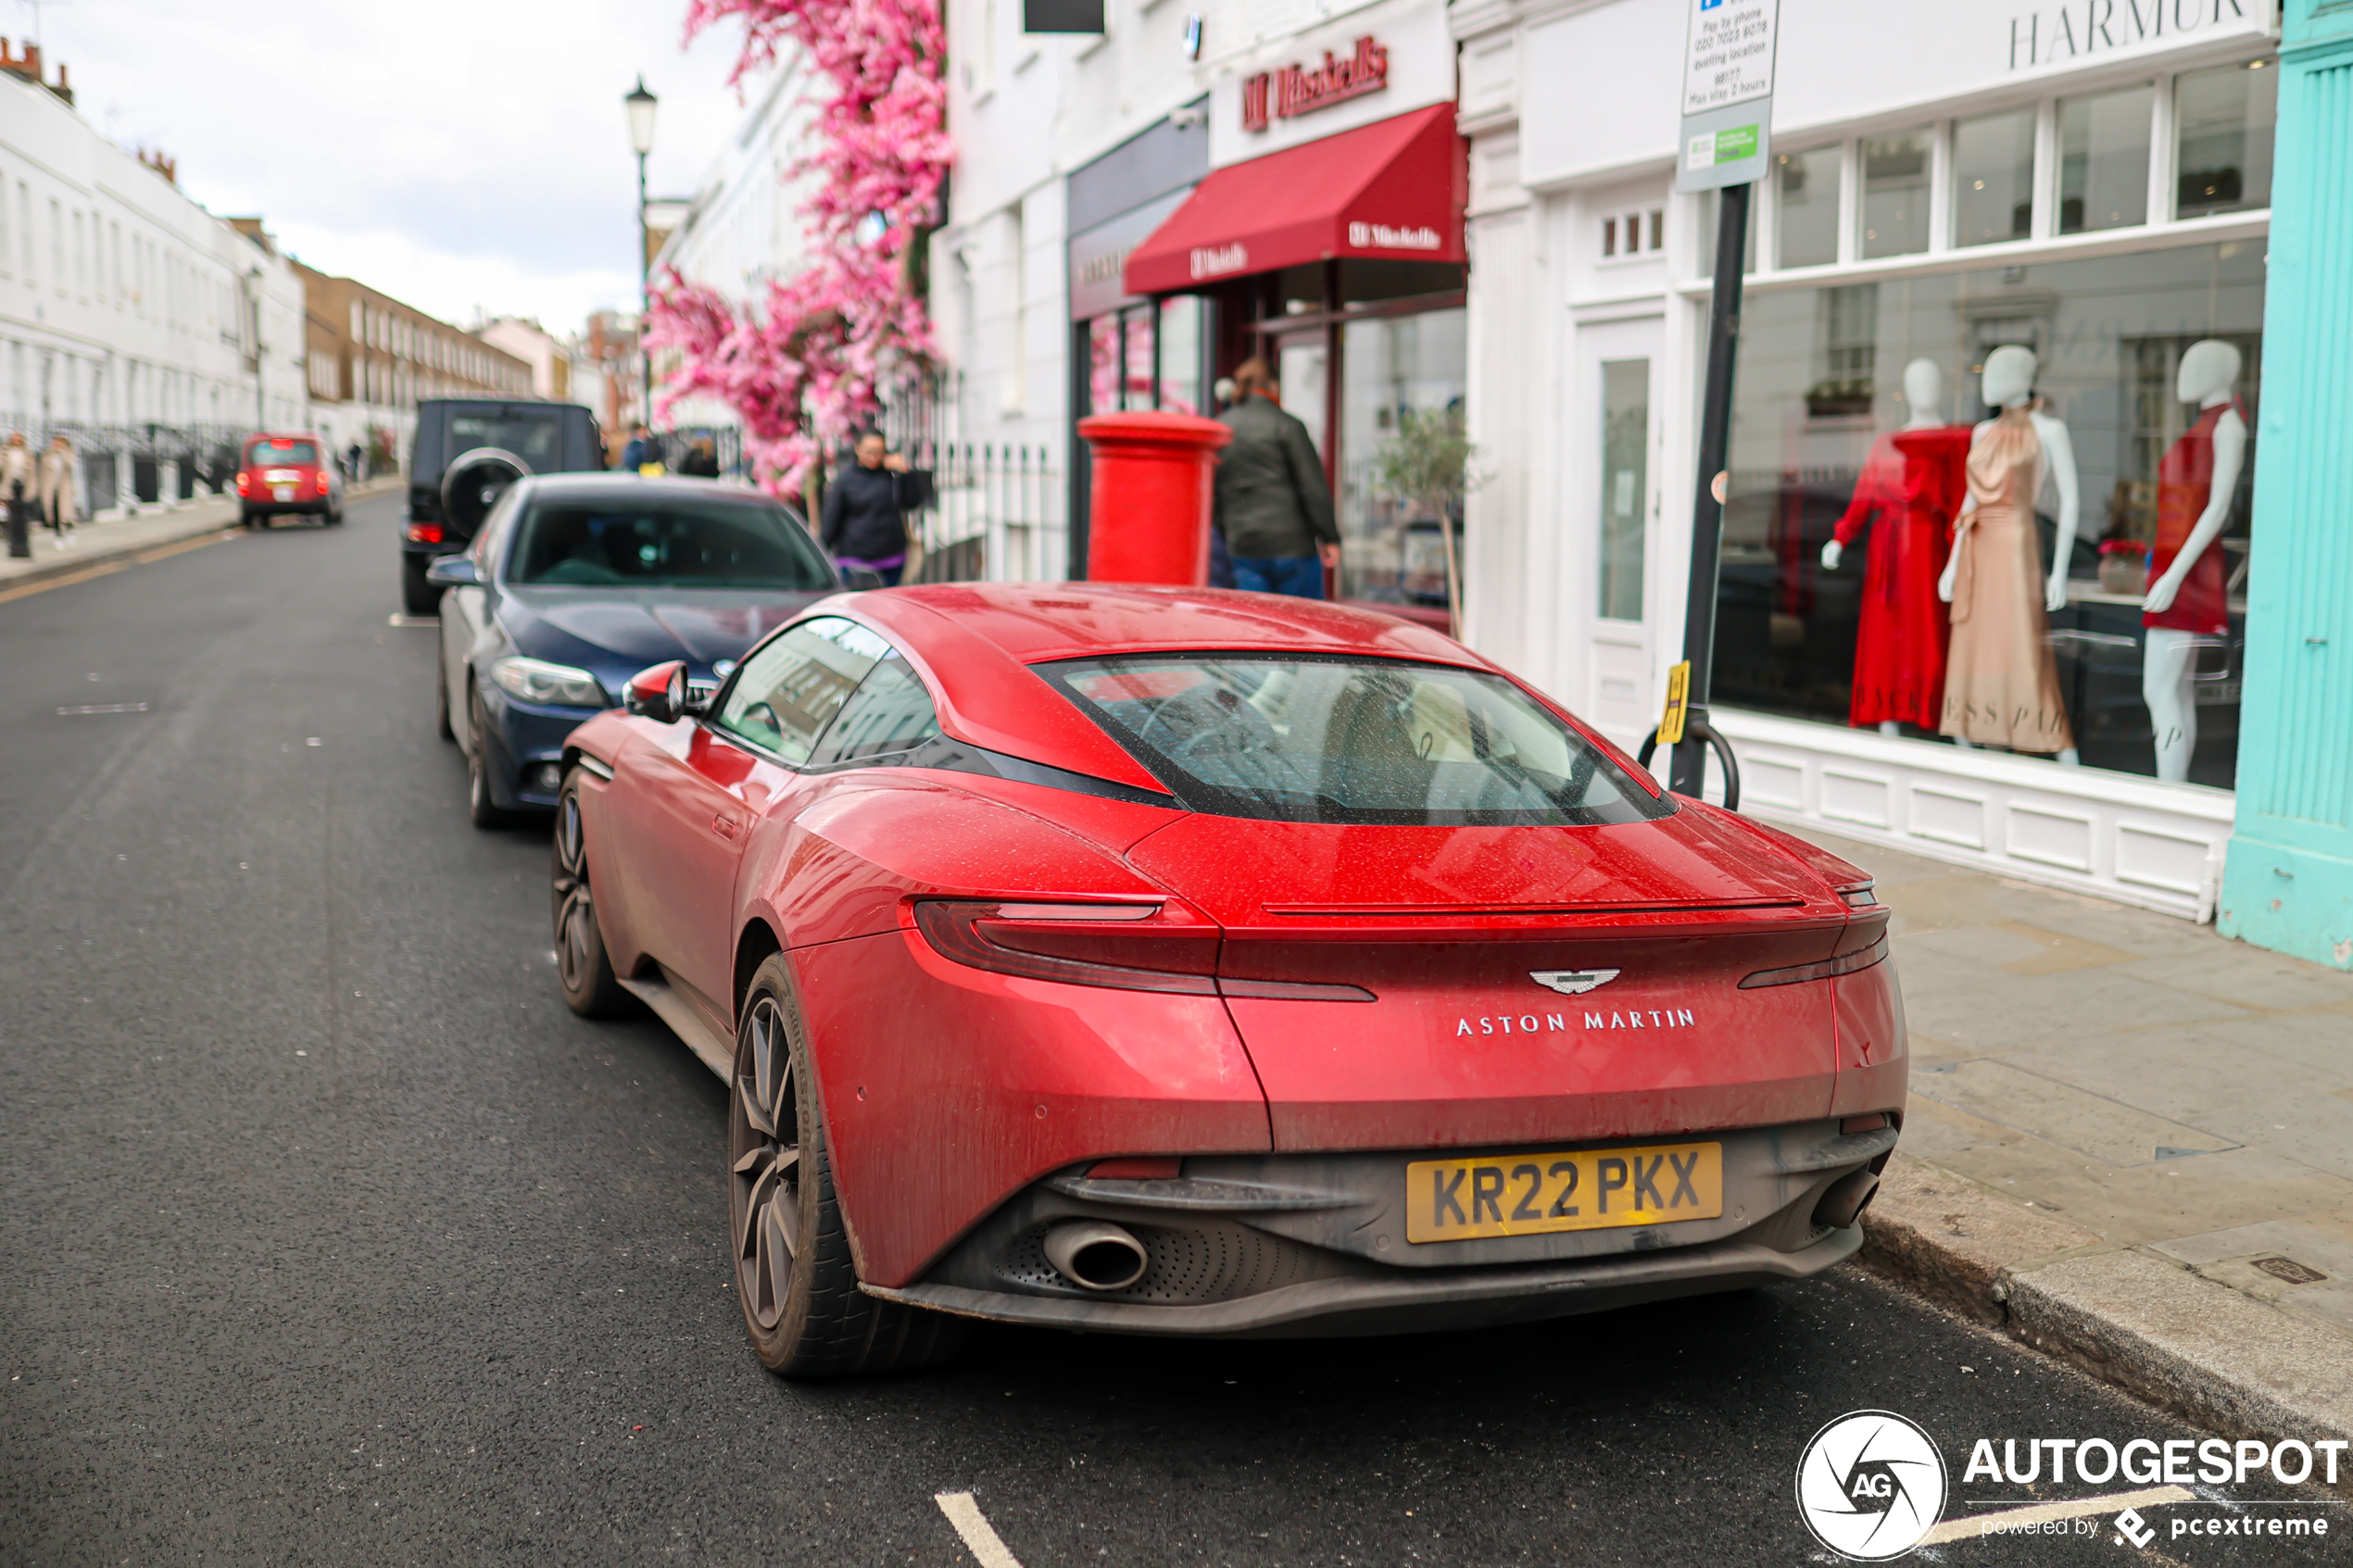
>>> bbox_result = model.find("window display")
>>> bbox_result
[1335,308,1466,607]
[1716,243,2261,788]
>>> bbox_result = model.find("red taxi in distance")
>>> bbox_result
[552,585,1906,1377]
[236,433,344,529]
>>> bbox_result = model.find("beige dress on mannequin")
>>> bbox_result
[1939,408,2075,752]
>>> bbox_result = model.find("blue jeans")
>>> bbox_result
[1230,554,1325,599]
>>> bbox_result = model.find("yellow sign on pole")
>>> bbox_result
[1658,660,1692,746]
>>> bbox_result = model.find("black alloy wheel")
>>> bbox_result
[550,771,630,1017]
[465,684,511,829]
[728,955,967,1378]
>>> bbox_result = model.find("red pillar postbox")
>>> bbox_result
[1076,410,1232,585]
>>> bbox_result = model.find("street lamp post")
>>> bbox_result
[624,77,659,438]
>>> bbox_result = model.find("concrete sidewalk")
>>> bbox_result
[0,478,405,596]
[1807,825,2353,1466]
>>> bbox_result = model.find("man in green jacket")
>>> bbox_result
[1214,358,1340,597]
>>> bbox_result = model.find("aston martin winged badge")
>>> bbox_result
[1529,969,1620,996]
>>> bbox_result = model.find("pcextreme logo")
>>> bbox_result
[1794,1411,1948,1561]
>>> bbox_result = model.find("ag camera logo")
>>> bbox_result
[1795,1411,1948,1560]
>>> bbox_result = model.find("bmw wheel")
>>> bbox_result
[729,955,967,1378]
[465,684,511,830]
[550,770,630,1018]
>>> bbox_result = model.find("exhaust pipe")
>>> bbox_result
[1814,1168,1881,1232]
[1042,1221,1149,1291]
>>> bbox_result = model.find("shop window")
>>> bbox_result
[1858,131,1931,259]
[1809,283,1879,419]
[2059,85,2153,233]
[2175,60,2277,218]
[1952,107,2035,248]
[1775,147,1840,270]
[1717,243,2261,788]
[1086,306,1155,414]
[1597,358,1649,621]
[1334,308,1466,608]
[1156,295,1202,416]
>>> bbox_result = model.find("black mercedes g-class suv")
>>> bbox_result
[401,399,603,615]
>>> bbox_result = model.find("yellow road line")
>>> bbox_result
[0,527,237,605]
[1918,1486,2197,1546]
[934,1491,1025,1568]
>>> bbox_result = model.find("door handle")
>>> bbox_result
[711,812,739,841]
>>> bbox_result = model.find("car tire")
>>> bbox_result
[401,556,441,618]
[241,509,258,530]
[465,684,512,830]
[434,640,455,742]
[550,771,632,1019]
[730,954,969,1379]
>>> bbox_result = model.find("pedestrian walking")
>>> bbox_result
[678,437,721,479]
[39,434,78,546]
[2,432,36,559]
[821,431,913,586]
[620,423,662,474]
[346,441,365,481]
[1213,358,1339,598]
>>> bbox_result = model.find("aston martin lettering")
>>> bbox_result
[1531,968,1619,995]
[1453,1008,1698,1036]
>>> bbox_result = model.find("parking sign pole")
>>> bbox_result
[1671,183,1749,797]
[1668,0,1779,798]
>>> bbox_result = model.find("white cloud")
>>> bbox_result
[42,0,777,332]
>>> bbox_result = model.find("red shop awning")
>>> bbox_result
[1122,103,1466,296]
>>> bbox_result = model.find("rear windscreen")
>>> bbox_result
[449,411,565,469]
[1040,654,1674,827]
[248,440,317,465]
[508,496,835,591]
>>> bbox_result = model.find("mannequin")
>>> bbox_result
[2141,340,2246,784]
[1936,345,2081,761]
[1820,359,1969,735]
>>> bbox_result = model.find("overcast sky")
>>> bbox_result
[41,0,771,333]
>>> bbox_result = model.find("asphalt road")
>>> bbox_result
[2,494,2344,1567]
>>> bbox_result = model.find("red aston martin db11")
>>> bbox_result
[551,584,1904,1376]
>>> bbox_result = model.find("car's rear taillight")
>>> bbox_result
[912,899,1374,999]
[1739,933,1890,988]
[407,522,443,545]
[914,900,1219,994]
[314,470,330,495]
[234,471,249,496]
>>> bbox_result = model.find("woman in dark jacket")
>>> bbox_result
[821,431,912,584]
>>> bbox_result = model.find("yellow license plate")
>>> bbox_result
[1404,1142,1723,1243]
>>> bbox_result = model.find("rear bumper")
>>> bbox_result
[870,1223,1864,1338]
[886,1118,1897,1337]
[245,498,333,517]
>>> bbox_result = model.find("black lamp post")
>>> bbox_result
[623,77,659,433]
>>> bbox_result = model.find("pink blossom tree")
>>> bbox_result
[644,0,950,499]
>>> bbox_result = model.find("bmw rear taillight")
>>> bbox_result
[913,900,1373,1000]
[314,470,330,495]
[406,521,443,545]
[235,471,249,496]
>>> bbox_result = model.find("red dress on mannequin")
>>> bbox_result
[1831,424,1972,728]
[2145,400,2241,637]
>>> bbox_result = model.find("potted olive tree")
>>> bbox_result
[1371,406,1482,633]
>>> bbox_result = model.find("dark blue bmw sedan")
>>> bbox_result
[427,473,842,825]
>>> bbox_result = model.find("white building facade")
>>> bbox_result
[0,65,303,514]
[648,57,826,470]
[1454,0,2281,918]
[932,0,1467,591]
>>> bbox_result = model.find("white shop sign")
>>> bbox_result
[1675,0,1780,194]
[1525,0,2276,189]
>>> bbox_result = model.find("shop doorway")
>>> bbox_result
[1571,316,1663,735]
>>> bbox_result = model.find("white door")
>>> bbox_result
[1567,316,1664,746]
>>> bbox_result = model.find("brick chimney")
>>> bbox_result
[138,148,177,185]
[0,39,74,106]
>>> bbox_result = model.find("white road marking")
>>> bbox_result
[934,1491,1025,1568]
[1917,1486,2196,1546]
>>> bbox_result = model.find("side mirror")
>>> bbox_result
[423,555,482,589]
[838,565,887,591]
[624,660,690,724]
